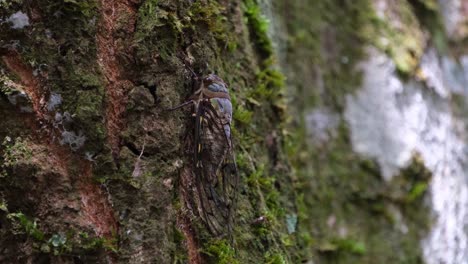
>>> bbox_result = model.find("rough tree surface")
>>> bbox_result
[1,0,467,264]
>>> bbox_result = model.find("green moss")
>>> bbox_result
[253,65,285,101]
[361,1,425,75]
[241,0,286,109]
[136,0,162,35]
[0,199,7,212]
[330,238,366,255]
[189,1,232,45]
[73,90,101,116]
[0,72,20,96]
[243,0,273,57]
[413,0,438,10]
[407,182,428,202]
[408,0,448,53]
[299,123,431,263]
[274,0,434,262]
[171,227,188,263]
[45,233,72,255]
[4,0,108,156]
[61,0,97,18]
[7,212,45,241]
[202,239,239,264]
[1,136,33,170]
[233,104,253,124]
[77,232,118,253]
[265,251,287,264]
[5,210,117,256]
[0,0,23,9]
[222,2,296,263]
[392,155,432,202]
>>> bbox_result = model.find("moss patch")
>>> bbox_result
[275,0,433,263]
[4,209,116,256]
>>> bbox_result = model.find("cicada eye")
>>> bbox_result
[208,83,225,92]
[204,74,222,83]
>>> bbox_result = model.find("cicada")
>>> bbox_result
[170,73,238,237]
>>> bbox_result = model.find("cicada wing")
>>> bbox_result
[194,101,238,237]
[193,103,224,234]
[221,145,239,236]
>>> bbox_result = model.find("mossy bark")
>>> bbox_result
[1,0,460,263]
[0,0,296,263]
[272,0,464,263]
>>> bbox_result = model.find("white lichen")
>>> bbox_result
[47,92,62,111]
[285,214,297,234]
[6,11,29,29]
[438,0,466,40]
[59,130,86,151]
[305,108,340,145]
[345,48,468,264]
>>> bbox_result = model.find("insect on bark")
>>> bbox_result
[169,72,239,237]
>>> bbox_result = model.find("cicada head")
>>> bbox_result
[203,74,229,94]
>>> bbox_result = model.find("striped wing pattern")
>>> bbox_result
[194,98,238,236]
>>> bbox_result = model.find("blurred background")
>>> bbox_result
[270,0,468,263]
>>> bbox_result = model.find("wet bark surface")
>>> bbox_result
[2,0,466,263]
[0,0,294,263]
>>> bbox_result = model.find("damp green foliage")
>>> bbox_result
[43,231,117,256]
[224,1,297,263]
[1,136,32,169]
[265,251,287,264]
[252,64,285,101]
[407,182,428,202]
[280,0,373,257]
[295,124,431,263]
[7,212,45,241]
[329,238,366,255]
[0,0,22,8]
[233,104,253,124]
[243,0,273,57]
[171,227,188,263]
[59,0,97,18]
[360,0,425,75]
[76,232,119,253]
[0,0,438,263]
[407,0,448,53]
[0,199,7,212]
[413,0,438,10]
[44,233,72,255]
[5,211,117,256]
[202,239,239,264]
[392,156,432,209]
[317,239,366,255]
[3,0,108,154]
[189,0,231,45]
[274,0,434,262]
[135,0,164,39]
[241,0,286,108]
[0,72,19,96]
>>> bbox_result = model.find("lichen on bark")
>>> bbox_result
[0,0,299,263]
[2,0,459,263]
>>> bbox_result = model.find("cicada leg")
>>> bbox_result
[166,100,194,111]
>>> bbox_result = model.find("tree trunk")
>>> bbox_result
[1,0,467,264]
[0,0,295,263]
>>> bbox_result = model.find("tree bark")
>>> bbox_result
[1,0,295,263]
[1,0,467,264]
